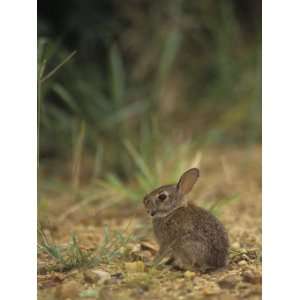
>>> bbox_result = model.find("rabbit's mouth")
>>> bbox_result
[149,209,167,218]
[151,205,186,219]
[150,209,173,218]
[145,207,157,217]
[148,209,157,216]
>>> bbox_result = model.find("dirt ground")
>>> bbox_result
[38,145,261,300]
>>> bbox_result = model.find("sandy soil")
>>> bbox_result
[38,145,261,300]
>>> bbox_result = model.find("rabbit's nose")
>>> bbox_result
[150,210,156,216]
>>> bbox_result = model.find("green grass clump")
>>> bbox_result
[97,138,239,216]
[96,224,136,263]
[38,228,95,273]
[38,223,137,273]
[97,139,202,203]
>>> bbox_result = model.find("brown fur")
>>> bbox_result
[143,168,229,271]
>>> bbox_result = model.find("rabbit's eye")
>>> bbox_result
[158,193,167,201]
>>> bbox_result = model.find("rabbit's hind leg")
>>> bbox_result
[174,239,211,272]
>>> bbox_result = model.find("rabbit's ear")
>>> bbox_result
[177,168,200,195]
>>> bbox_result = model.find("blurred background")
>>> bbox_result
[38,0,261,214]
[38,0,261,184]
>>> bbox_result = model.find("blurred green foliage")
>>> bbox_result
[38,0,261,178]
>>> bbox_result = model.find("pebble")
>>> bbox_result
[238,260,248,266]
[184,271,196,279]
[242,254,250,261]
[83,269,111,284]
[131,244,141,252]
[92,270,111,284]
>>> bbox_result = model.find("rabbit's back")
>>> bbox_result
[153,204,229,268]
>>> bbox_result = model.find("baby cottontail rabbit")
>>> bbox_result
[143,168,229,272]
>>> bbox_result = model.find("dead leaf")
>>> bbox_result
[140,241,158,254]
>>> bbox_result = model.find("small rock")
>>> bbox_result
[125,261,145,272]
[218,275,239,289]
[242,270,261,284]
[92,270,111,284]
[131,244,141,252]
[56,280,80,299]
[238,260,248,266]
[242,254,250,261]
[84,269,111,284]
[184,271,196,279]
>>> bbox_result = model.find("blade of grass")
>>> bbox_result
[124,140,154,184]
[72,121,86,193]
[40,50,76,83]
[110,45,125,106]
[37,59,46,169]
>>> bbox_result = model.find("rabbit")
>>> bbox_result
[143,168,229,272]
